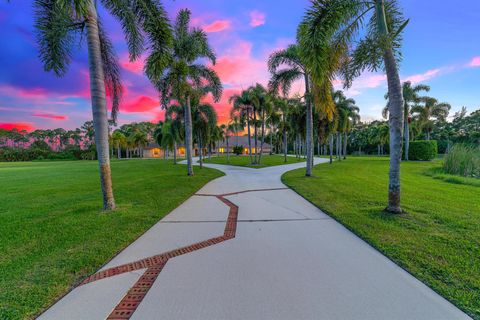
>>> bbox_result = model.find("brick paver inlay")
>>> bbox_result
[78,188,288,320]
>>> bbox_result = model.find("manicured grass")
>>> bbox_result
[0,160,222,320]
[282,157,480,319]
[203,154,305,168]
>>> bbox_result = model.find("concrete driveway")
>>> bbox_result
[39,157,471,320]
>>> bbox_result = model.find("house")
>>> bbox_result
[143,136,272,158]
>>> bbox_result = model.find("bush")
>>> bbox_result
[409,140,437,161]
[443,144,480,178]
[232,145,243,156]
[29,140,51,151]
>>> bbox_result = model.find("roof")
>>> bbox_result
[144,136,271,150]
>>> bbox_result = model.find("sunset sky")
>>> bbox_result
[0,0,479,131]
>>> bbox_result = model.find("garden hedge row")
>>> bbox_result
[409,140,438,161]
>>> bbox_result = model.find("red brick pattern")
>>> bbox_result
[78,188,287,319]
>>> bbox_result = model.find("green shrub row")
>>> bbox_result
[409,140,438,161]
[0,147,96,162]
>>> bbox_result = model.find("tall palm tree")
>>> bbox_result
[146,9,222,176]
[300,0,409,213]
[411,97,451,140]
[384,81,430,160]
[192,102,217,168]
[230,90,254,162]
[333,90,360,159]
[112,130,126,159]
[268,44,314,176]
[165,105,185,164]
[32,0,171,210]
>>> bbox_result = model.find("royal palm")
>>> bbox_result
[33,0,171,210]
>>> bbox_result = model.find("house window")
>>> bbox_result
[219,148,225,153]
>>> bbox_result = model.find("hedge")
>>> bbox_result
[409,140,438,161]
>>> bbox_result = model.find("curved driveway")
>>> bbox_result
[40,157,471,320]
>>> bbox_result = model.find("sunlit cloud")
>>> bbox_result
[249,10,266,27]
[120,55,145,74]
[122,95,159,113]
[32,113,68,120]
[0,122,34,131]
[404,68,441,84]
[469,56,480,67]
[203,20,231,33]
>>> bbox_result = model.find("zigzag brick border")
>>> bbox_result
[78,188,287,320]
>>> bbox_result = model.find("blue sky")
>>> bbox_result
[0,0,479,130]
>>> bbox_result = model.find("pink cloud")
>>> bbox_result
[203,20,231,33]
[404,69,441,84]
[249,10,266,27]
[32,113,68,120]
[211,41,269,88]
[120,55,144,74]
[0,122,34,131]
[469,56,480,67]
[202,88,242,124]
[122,96,158,113]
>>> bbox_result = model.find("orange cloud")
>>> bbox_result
[249,10,266,27]
[203,20,231,33]
[202,88,242,124]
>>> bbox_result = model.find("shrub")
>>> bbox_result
[232,145,243,156]
[443,144,480,178]
[409,140,437,161]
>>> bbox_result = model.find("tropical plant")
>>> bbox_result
[384,81,430,160]
[268,44,314,175]
[411,97,451,140]
[146,9,222,176]
[230,90,254,163]
[300,0,409,213]
[192,102,217,168]
[32,0,171,210]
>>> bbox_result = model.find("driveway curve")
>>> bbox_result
[39,157,471,320]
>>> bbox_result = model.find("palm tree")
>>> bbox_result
[146,9,222,176]
[230,90,254,162]
[112,130,126,159]
[300,0,409,213]
[192,102,217,168]
[132,131,148,158]
[333,91,360,159]
[384,81,430,160]
[411,97,451,140]
[268,44,314,176]
[32,0,171,210]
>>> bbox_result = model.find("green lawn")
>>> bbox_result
[282,157,480,319]
[0,159,222,320]
[203,154,305,168]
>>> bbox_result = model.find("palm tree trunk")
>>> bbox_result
[329,134,333,164]
[343,133,348,160]
[86,1,115,210]
[270,124,273,155]
[117,144,121,159]
[253,108,258,164]
[173,140,177,164]
[305,74,313,176]
[259,111,266,164]
[247,109,253,162]
[376,0,404,213]
[404,120,409,161]
[185,96,194,176]
[283,129,288,163]
[198,135,203,169]
[226,136,230,163]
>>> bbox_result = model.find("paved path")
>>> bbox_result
[40,157,471,320]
